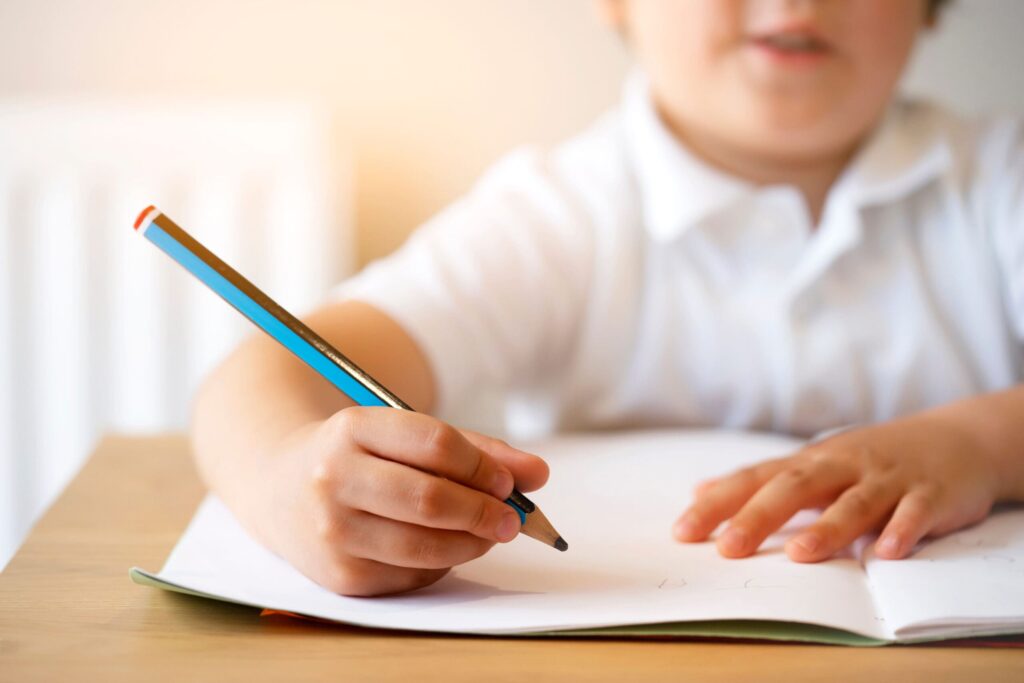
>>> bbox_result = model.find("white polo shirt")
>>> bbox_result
[338,75,1024,439]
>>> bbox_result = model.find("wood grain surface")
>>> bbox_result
[1,435,1022,682]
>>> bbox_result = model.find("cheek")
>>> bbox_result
[630,0,744,107]
[842,2,924,96]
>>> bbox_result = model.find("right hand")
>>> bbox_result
[249,407,549,596]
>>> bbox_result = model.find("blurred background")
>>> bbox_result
[1,0,1022,570]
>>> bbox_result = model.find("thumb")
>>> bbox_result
[460,429,550,493]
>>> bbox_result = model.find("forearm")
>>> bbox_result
[190,300,436,505]
[918,384,1024,501]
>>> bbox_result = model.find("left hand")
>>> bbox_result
[672,415,1005,562]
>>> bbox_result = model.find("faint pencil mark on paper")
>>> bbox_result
[981,554,1015,563]
[713,577,791,591]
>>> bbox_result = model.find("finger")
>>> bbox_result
[693,478,718,499]
[786,478,901,562]
[673,457,793,542]
[330,408,513,499]
[461,430,550,492]
[339,509,494,569]
[336,451,522,542]
[715,460,855,558]
[318,555,449,597]
[874,487,940,559]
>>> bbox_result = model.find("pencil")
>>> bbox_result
[133,206,567,552]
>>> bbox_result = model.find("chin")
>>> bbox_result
[736,96,862,158]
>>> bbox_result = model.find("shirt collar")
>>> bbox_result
[830,100,953,208]
[621,72,752,243]
[621,71,953,243]
[783,102,953,299]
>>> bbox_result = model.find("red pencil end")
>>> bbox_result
[134,205,157,231]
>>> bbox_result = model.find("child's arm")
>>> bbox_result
[191,299,549,596]
[674,386,1024,561]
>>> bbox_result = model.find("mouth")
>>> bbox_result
[746,29,832,64]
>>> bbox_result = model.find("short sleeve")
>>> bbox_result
[333,149,594,415]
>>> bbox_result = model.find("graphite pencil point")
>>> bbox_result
[519,506,565,551]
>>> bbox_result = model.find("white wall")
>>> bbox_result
[903,0,1024,115]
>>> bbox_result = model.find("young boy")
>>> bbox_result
[192,0,1024,596]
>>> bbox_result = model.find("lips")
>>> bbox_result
[753,32,829,53]
[745,28,833,66]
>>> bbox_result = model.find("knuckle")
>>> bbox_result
[840,489,875,519]
[803,443,834,464]
[803,444,854,476]
[466,450,487,486]
[310,453,350,506]
[777,466,812,488]
[313,507,350,543]
[813,520,840,541]
[893,495,934,532]
[910,491,937,516]
[916,483,945,508]
[411,538,446,568]
[731,467,759,488]
[856,444,881,465]
[927,483,947,502]
[874,454,901,475]
[423,422,460,462]
[312,508,333,540]
[412,480,446,520]
[324,407,359,443]
[734,506,768,531]
[469,499,491,535]
[310,459,334,497]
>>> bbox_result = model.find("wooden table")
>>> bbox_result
[1,436,1022,682]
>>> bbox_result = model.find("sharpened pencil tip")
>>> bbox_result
[555,537,568,552]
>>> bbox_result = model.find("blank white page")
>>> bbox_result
[864,506,1024,641]
[144,431,889,638]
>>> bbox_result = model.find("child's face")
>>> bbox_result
[608,0,930,162]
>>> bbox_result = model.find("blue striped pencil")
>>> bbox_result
[133,206,566,551]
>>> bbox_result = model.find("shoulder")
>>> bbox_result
[891,98,1024,198]
[468,108,636,236]
[897,100,1024,338]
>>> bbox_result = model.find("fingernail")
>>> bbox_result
[878,535,901,557]
[492,469,514,498]
[719,527,749,555]
[673,514,700,540]
[496,510,520,542]
[791,532,822,555]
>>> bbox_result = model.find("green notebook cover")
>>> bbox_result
[130,567,883,646]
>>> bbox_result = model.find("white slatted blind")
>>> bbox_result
[0,100,350,568]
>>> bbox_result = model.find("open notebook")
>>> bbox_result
[132,430,1024,645]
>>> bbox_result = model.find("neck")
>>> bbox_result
[664,119,861,227]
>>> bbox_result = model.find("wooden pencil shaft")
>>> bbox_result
[141,208,561,546]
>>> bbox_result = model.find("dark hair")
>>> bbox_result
[927,0,952,20]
